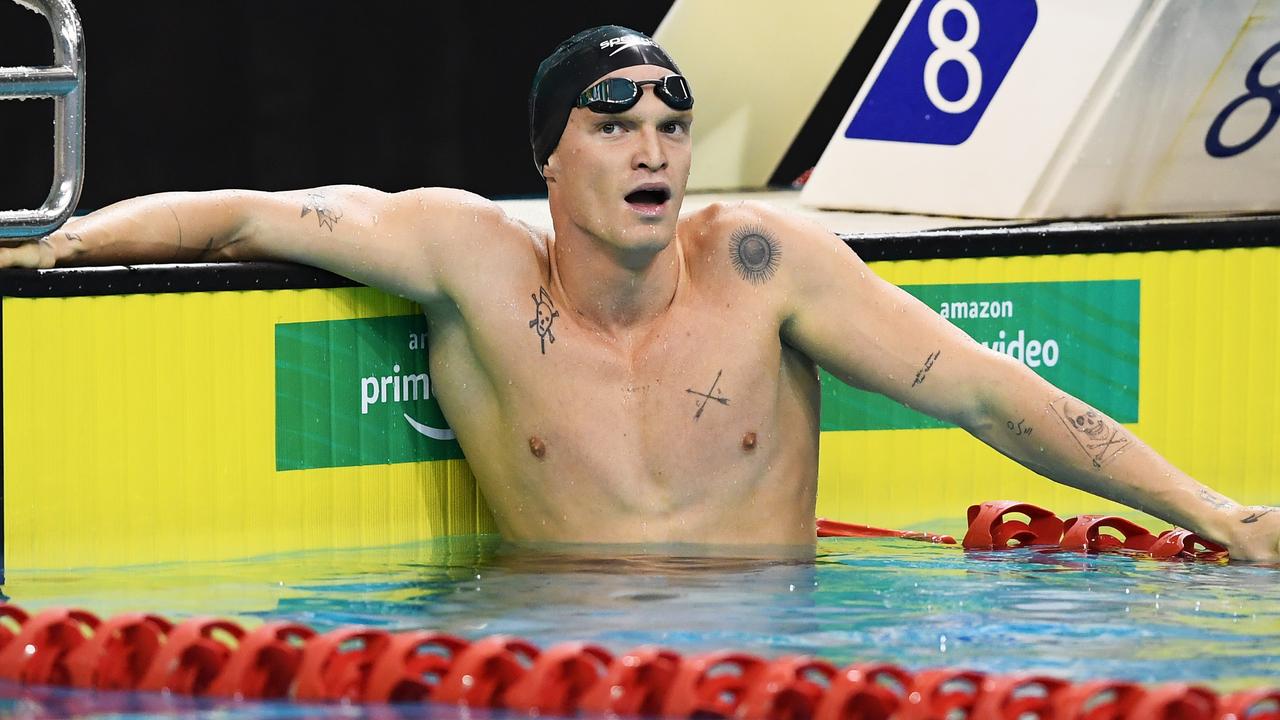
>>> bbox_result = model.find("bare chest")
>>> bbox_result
[506,296,786,457]
[431,282,814,509]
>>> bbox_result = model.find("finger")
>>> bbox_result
[0,240,47,269]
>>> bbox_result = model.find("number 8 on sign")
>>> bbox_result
[1204,41,1280,159]
[924,0,982,114]
[846,0,1038,146]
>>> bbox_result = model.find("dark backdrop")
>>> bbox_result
[0,1,673,212]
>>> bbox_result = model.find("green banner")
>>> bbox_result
[821,280,1140,431]
[275,315,464,470]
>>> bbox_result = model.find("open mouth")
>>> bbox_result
[624,186,671,213]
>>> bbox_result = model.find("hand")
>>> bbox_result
[0,233,72,269]
[1226,505,1280,563]
[0,236,54,268]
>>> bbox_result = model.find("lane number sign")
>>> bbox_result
[846,0,1038,146]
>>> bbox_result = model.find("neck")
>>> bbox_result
[550,224,682,336]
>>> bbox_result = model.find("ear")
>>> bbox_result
[542,154,559,183]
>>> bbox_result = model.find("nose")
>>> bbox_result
[632,126,668,172]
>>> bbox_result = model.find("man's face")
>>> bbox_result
[544,65,693,255]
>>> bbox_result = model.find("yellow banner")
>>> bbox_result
[3,288,495,570]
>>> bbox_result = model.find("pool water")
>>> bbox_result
[0,534,1275,718]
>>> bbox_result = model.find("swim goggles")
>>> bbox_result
[575,75,694,113]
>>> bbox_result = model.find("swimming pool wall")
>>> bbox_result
[2,216,1278,569]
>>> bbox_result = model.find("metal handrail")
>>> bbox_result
[0,0,84,240]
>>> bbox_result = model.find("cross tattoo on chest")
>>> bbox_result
[685,369,730,420]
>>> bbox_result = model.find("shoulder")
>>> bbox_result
[679,200,855,287]
[681,200,845,250]
[393,187,545,254]
[390,188,548,297]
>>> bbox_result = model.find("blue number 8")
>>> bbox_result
[1205,41,1280,158]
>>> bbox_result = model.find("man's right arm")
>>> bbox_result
[0,185,501,303]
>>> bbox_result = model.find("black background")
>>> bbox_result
[0,1,672,212]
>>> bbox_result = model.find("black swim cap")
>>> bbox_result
[529,25,682,174]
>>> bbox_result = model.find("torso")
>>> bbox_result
[420,204,820,545]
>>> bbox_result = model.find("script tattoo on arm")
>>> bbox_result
[728,226,781,285]
[1007,418,1033,436]
[1048,396,1129,470]
[65,232,82,245]
[529,286,559,354]
[685,369,730,420]
[300,192,343,231]
[911,350,940,387]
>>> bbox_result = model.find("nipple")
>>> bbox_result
[529,436,546,460]
[742,431,757,451]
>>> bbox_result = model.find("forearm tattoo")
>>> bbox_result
[1007,418,1033,436]
[1197,488,1237,511]
[1242,507,1275,524]
[197,235,243,260]
[686,369,730,420]
[40,232,83,256]
[729,226,780,285]
[912,350,940,387]
[300,192,343,231]
[1049,396,1129,470]
[529,286,559,354]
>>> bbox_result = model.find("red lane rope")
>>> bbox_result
[959,500,1229,560]
[0,500,1270,719]
[0,603,1273,718]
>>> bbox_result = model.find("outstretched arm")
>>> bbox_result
[0,185,501,303]
[761,205,1279,561]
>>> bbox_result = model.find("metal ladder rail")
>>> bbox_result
[0,0,85,240]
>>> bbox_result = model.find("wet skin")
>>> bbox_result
[10,67,1279,559]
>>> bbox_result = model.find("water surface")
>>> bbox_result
[1,535,1275,717]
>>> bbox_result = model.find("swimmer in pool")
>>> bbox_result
[2,26,1277,561]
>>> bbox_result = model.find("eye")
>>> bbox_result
[661,120,687,135]
[599,121,620,135]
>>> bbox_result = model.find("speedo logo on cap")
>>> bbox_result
[599,35,656,55]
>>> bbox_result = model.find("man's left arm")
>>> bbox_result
[760,206,1280,561]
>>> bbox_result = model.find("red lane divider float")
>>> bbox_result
[962,500,1229,561]
[817,519,956,545]
[0,603,1272,719]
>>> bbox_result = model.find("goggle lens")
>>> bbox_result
[576,75,694,113]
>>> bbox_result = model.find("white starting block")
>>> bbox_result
[800,0,1280,218]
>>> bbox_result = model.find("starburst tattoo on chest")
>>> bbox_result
[529,286,559,354]
[300,193,343,231]
[729,226,781,285]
